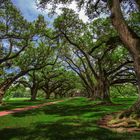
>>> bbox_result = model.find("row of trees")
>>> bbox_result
[0,0,140,119]
[0,0,81,102]
[54,8,137,103]
[38,0,140,117]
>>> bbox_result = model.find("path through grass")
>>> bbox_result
[0,98,59,111]
[0,97,140,140]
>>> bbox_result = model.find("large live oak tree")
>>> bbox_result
[0,38,54,103]
[17,55,60,101]
[0,1,58,104]
[56,9,136,102]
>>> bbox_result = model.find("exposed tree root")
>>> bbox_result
[98,112,140,133]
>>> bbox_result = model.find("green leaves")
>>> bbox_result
[15,42,53,71]
[54,8,86,44]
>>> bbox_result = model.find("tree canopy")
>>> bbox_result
[0,0,140,119]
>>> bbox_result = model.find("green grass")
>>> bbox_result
[0,97,140,140]
[0,98,61,111]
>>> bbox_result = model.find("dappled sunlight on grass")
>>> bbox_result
[0,97,140,140]
[0,98,64,111]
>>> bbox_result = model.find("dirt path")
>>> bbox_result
[0,100,64,117]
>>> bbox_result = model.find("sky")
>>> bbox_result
[11,0,88,22]
[11,0,50,21]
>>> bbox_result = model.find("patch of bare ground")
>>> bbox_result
[98,112,140,133]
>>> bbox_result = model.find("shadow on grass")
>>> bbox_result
[0,98,139,140]
[1,121,140,140]
[0,100,47,111]
[11,101,126,118]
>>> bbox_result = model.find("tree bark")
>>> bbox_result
[45,92,51,99]
[90,79,111,103]
[135,0,140,10]
[0,88,5,104]
[109,0,140,115]
[0,70,33,104]
[0,79,13,104]
[42,88,51,99]
[54,93,58,99]
[30,87,38,101]
[102,81,111,103]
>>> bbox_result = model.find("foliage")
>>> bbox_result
[38,0,140,19]
[0,0,139,104]
[54,8,136,99]
[110,84,137,98]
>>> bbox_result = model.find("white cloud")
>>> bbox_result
[67,1,88,22]
[47,1,89,22]
[12,0,50,21]
[12,0,88,22]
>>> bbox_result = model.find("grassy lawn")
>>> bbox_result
[0,97,140,140]
[0,98,61,111]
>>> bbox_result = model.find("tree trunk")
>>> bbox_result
[114,58,140,118]
[70,93,73,97]
[0,70,32,104]
[91,79,111,103]
[102,79,111,103]
[136,0,140,10]
[0,80,11,104]
[30,88,38,101]
[90,87,98,100]
[133,55,140,97]
[109,0,140,115]
[0,88,5,104]
[42,88,51,99]
[59,93,63,98]
[54,93,58,99]
[46,92,51,99]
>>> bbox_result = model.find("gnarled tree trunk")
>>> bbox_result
[110,0,140,116]
[99,82,111,102]
[90,78,111,103]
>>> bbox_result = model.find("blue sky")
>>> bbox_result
[11,0,88,22]
[11,0,51,21]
